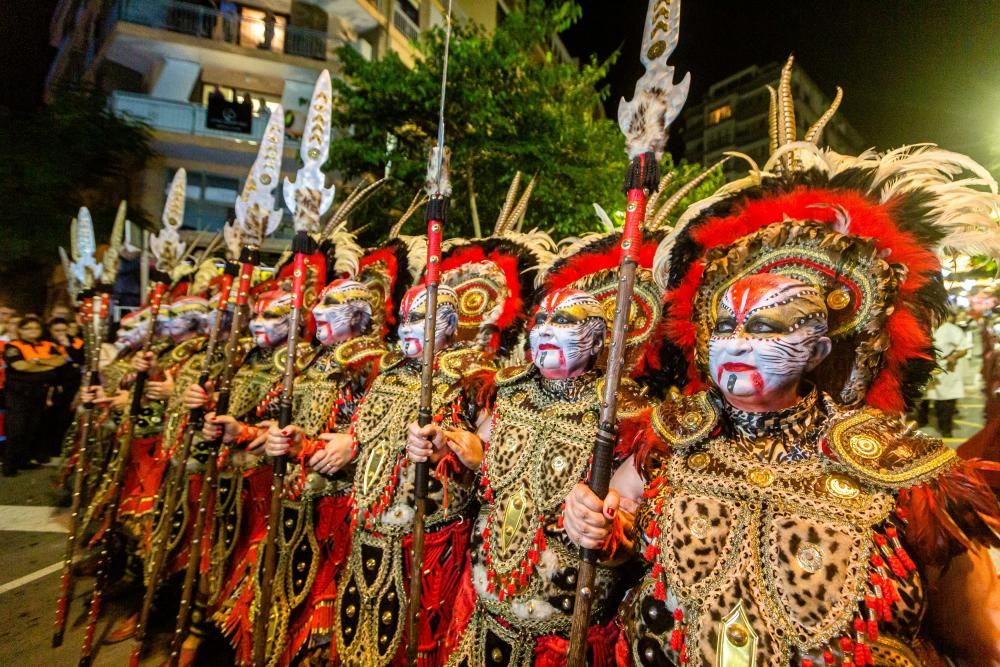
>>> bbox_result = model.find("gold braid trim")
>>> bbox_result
[649,391,719,450]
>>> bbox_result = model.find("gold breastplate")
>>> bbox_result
[351,355,472,535]
[227,349,280,421]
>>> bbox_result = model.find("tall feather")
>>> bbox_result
[507,174,536,233]
[389,191,428,239]
[284,71,335,237]
[651,158,729,230]
[494,171,522,235]
[804,86,843,144]
[322,176,387,238]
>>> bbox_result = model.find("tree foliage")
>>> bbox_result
[0,84,153,308]
[330,1,632,242]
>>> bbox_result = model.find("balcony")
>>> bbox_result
[109,90,299,147]
[103,0,338,62]
[392,5,420,42]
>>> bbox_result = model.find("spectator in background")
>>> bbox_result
[918,311,971,438]
[46,318,83,460]
[3,315,66,475]
[0,305,14,334]
[220,0,238,42]
[1,314,19,343]
[261,10,276,50]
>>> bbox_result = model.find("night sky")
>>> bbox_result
[562,0,1000,168]
[3,1,999,168]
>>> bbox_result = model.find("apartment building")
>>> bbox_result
[680,62,865,181]
[46,0,507,248]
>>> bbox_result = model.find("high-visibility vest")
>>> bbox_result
[7,339,59,362]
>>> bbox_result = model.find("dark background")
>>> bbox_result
[4,1,998,161]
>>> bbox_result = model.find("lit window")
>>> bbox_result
[707,104,732,125]
[239,8,286,53]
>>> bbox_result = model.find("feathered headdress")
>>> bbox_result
[654,56,1000,413]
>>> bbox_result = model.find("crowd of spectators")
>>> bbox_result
[0,302,83,476]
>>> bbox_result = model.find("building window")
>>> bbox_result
[239,8,287,53]
[199,84,281,116]
[168,169,240,232]
[707,104,733,126]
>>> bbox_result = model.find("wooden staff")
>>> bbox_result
[79,277,168,667]
[52,292,103,647]
[566,0,688,662]
[128,262,236,666]
[251,231,314,667]
[405,152,449,667]
[168,249,258,666]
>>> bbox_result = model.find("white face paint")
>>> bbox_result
[249,291,292,349]
[116,313,151,350]
[528,288,605,380]
[707,274,831,409]
[312,280,373,347]
[396,285,458,359]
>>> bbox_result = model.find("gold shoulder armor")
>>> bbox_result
[824,408,957,488]
[495,364,532,386]
[332,334,387,367]
[272,341,317,375]
[649,391,719,451]
[593,377,650,420]
[438,347,495,381]
[378,350,406,372]
[168,335,207,363]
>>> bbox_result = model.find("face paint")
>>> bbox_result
[528,287,606,380]
[312,280,373,347]
[116,310,152,350]
[249,290,292,349]
[708,274,830,409]
[396,285,459,359]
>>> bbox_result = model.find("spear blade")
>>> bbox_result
[617,0,690,160]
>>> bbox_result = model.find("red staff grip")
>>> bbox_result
[621,187,647,262]
[235,262,255,307]
[216,272,234,310]
[425,218,443,285]
[291,252,308,309]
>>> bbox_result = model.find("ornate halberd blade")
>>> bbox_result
[283,70,335,236]
[162,169,187,230]
[617,0,690,160]
[236,107,286,246]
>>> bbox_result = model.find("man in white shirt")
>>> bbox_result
[919,313,971,437]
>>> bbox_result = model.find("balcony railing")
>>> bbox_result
[105,0,335,61]
[109,90,299,147]
[392,6,420,42]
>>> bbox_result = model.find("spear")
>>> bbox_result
[406,3,454,663]
[168,105,286,667]
[566,1,689,664]
[252,71,335,667]
[52,203,115,647]
[77,183,186,667]
[128,255,238,666]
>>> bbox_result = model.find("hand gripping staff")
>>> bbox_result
[129,257,240,663]
[566,1,689,664]
[253,71,335,667]
[406,4,454,662]
[53,201,125,647]
[168,108,285,667]
[77,179,186,667]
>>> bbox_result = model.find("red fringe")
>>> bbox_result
[440,564,477,658]
[899,458,1000,569]
[533,616,619,667]
[957,417,1000,490]
[401,518,472,667]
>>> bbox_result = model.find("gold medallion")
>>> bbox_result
[689,515,710,540]
[849,434,883,460]
[826,288,851,311]
[747,468,775,487]
[687,452,711,471]
[795,542,825,573]
[824,474,860,499]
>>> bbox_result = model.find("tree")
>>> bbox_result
[330,1,633,243]
[0,85,153,309]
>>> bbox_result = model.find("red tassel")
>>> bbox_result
[822,650,835,666]
[654,579,666,601]
[801,660,814,667]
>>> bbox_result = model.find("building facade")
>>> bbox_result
[680,62,865,181]
[46,0,507,249]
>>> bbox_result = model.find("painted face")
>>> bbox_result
[116,310,152,350]
[396,285,459,359]
[249,290,292,349]
[708,274,831,407]
[312,280,373,346]
[165,297,210,341]
[529,288,606,380]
